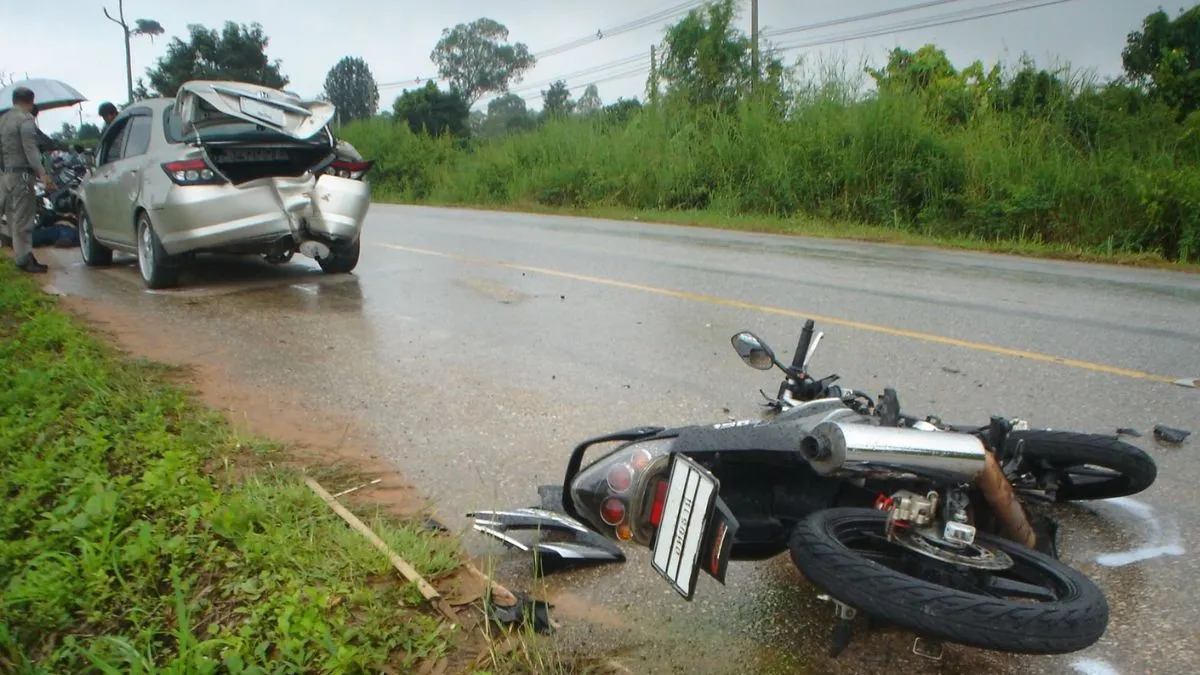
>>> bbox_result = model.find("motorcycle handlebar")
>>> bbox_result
[791,319,815,371]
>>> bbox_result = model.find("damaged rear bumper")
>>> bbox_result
[151,173,370,256]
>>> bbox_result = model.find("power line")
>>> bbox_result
[505,0,1084,106]
[376,0,702,92]
[761,0,974,39]
[773,0,1084,53]
[534,0,704,59]
[509,53,651,96]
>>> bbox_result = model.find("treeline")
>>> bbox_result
[340,1,1200,263]
[110,2,1198,262]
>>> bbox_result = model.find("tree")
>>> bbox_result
[1122,5,1200,120]
[103,2,164,104]
[323,56,380,125]
[392,81,470,138]
[602,98,643,126]
[541,80,574,119]
[659,0,770,110]
[479,93,536,137]
[576,84,602,115]
[430,18,536,105]
[144,22,288,98]
[77,123,102,141]
[52,122,78,142]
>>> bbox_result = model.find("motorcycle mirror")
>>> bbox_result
[731,332,777,371]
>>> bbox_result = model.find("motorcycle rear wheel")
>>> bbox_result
[1005,430,1157,501]
[789,508,1108,655]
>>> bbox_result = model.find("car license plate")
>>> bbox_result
[239,96,285,127]
[651,454,720,600]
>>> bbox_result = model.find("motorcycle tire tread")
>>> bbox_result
[1007,430,1157,501]
[789,508,1109,655]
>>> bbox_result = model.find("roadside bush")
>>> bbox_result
[348,57,1200,263]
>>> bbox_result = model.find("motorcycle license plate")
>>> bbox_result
[651,454,721,600]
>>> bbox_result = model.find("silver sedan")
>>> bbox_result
[78,80,374,289]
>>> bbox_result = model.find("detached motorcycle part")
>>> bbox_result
[789,508,1109,655]
[468,508,626,575]
[1004,430,1158,501]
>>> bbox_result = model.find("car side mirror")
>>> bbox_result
[731,332,776,370]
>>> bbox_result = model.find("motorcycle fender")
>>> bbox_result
[699,499,738,585]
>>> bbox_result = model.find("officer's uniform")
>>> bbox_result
[0,107,46,267]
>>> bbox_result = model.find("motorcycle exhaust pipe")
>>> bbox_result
[801,421,1036,548]
[802,421,988,482]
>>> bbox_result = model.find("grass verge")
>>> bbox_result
[402,199,1200,273]
[0,263,468,673]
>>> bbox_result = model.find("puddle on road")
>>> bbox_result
[1084,497,1186,567]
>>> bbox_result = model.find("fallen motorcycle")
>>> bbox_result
[739,319,1157,503]
[469,326,1124,658]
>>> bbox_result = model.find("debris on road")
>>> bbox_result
[1116,428,1143,438]
[332,477,383,498]
[304,477,460,624]
[485,590,555,634]
[1173,377,1199,389]
[467,505,626,576]
[1153,425,1191,445]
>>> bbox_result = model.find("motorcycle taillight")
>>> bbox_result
[568,437,674,546]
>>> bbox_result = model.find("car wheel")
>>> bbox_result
[316,238,360,274]
[136,212,181,289]
[78,209,113,266]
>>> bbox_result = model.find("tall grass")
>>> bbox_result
[344,57,1200,264]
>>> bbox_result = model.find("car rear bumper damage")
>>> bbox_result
[151,173,370,256]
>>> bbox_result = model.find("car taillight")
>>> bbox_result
[326,159,373,181]
[161,159,224,186]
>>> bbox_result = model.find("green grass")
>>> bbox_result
[0,264,466,673]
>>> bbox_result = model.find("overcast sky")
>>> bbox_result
[1,0,1178,134]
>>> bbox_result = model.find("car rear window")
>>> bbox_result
[163,103,332,145]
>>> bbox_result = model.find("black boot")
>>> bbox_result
[15,255,48,273]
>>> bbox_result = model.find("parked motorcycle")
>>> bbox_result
[741,319,1157,503]
[469,321,1134,658]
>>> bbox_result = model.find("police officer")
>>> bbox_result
[0,87,57,273]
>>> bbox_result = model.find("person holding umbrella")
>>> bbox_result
[0,86,56,273]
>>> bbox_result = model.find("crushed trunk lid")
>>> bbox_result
[175,80,335,141]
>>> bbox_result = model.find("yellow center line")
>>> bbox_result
[378,242,1182,385]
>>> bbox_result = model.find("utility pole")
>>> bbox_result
[750,0,760,94]
[103,0,134,105]
[649,44,659,106]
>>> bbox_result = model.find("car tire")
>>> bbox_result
[78,208,113,267]
[136,212,181,290]
[317,238,360,274]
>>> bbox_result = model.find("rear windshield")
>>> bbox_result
[163,103,332,145]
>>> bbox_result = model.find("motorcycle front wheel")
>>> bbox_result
[789,508,1108,655]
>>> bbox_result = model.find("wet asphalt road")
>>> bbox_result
[42,205,1200,674]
